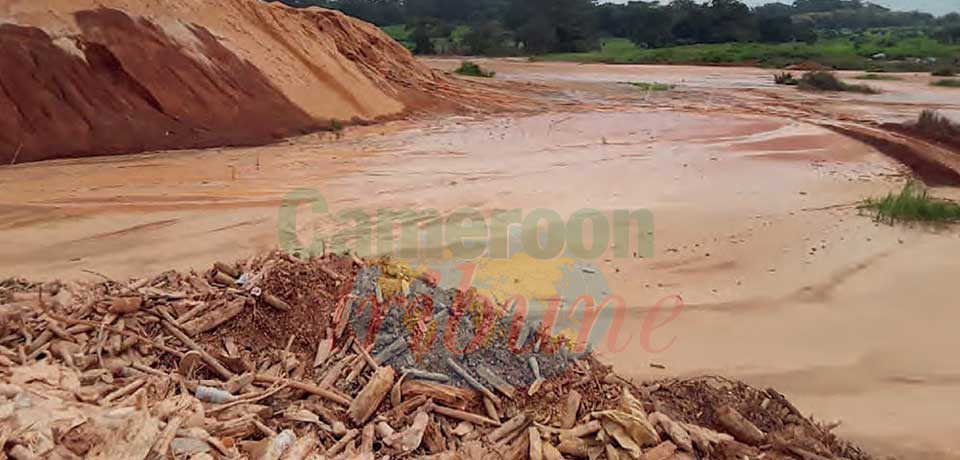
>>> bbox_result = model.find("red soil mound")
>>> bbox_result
[0,0,477,164]
[0,10,318,164]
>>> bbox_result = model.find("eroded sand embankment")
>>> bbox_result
[0,0,483,164]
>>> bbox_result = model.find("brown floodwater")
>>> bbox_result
[2,60,959,459]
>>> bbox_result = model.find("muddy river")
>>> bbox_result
[2,61,959,459]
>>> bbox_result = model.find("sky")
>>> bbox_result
[603,0,958,16]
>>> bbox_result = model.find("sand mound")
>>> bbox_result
[0,0,462,164]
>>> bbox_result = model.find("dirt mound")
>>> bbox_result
[0,253,874,460]
[0,0,466,164]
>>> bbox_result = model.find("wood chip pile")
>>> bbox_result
[0,253,871,460]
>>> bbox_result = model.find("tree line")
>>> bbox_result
[269,0,960,54]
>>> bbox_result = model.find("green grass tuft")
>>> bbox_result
[454,61,496,78]
[855,73,901,81]
[798,71,879,94]
[931,79,960,88]
[622,81,674,91]
[860,182,960,225]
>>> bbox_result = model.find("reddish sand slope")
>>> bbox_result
[0,0,459,164]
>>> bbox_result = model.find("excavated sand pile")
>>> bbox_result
[0,0,470,164]
[0,253,872,460]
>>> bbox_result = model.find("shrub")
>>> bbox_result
[860,182,960,225]
[454,61,495,78]
[798,71,845,91]
[931,66,957,77]
[798,71,879,94]
[774,72,799,85]
[915,110,959,137]
[931,79,960,88]
[855,73,901,81]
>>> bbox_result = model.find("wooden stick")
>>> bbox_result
[254,374,351,406]
[182,299,246,336]
[477,365,516,399]
[445,358,500,406]
[488,414,529,444]
[326,429,359,457]
[161,320,233,379]
[432,405,500,427]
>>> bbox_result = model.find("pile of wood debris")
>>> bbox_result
[0,253,871,460]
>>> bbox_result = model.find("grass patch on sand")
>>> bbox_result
[623,81,674,91]
[855,73,901,81]
[931,79,960,88]
[798,71,879,94]
[931,66,957,77]
[916,109,959,136]
[860,182,960,225]
[535,37,960,71]
[454,61,496,78]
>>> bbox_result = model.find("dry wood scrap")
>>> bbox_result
[715,406,766,446]
[445,358,501,406]
[649,412,694,453]
[401,380,479,410]
[262,293,292,312]
[181,298,246,336]
[529,426,543,460]
[432,405,500,427]
[347,365,396,424]
[254,374,351,406]
[373,336,408,364]
[314,338,333,368]
[488,414,530,445]
[477,365,516,399]
[384,410,430,452]
[326,428,359,457]
[562,390,582,429]
[214,262,241,279]
[161,320,234,379]
[37,302,185,358]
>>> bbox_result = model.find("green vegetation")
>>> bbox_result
[774,71,800,85]
[932,79,960,87]
[381,24,412,50]
[860,182,960,225]
[855,73,902,80]
[916,109,959,137]
[931,65,957,76]
[623,81,674,91]
[275,0,960,64]
[535,36,960,71]
[454,61,495,78]
[797,71,879,93]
